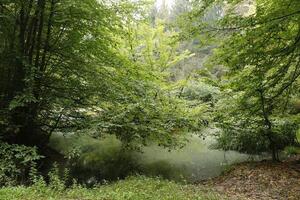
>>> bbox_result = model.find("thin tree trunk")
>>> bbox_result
[41,0,55,72]
[258,89,279,162]
[34,0,46,69]
[28,0,41,64]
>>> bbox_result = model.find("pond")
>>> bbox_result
[137,134,253,182]
[50,130,257,183]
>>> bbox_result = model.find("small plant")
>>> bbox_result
[220,164,233,176]
[284,146,300,156]
[0,142,42,186]
[297,129,300,144]
[48,163,66,191]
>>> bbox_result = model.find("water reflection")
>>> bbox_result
[138,135,251,181]
[50,132,258,183]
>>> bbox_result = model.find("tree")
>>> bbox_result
[95,16,206,150]
[0,0,206,156]
[182,0,300,160]
[0,0,124,150]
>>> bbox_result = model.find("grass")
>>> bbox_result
[284,146,300,155]
[0,176,222,200]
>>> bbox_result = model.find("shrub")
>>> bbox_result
[284,146,300,156]
[0,142,42,186]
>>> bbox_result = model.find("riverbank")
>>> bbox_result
[200,156,300,200]
[0,176,222,200]
[1,158,299,200]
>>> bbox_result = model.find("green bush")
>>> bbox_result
[284,146,300,156]
[0,142,42,186]
[214,116,299,156]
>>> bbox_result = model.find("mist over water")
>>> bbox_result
[138,134,250,182]
[50,131,253,183]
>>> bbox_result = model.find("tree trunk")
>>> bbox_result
[269,134,279,162]
[2,0,51,150]
[258,89,279,162]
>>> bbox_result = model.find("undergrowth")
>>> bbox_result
[0,176,222,200]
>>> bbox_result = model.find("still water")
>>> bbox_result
[50,131,255,182]
[138,135,251,181]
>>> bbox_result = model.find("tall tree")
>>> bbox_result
[0,0,122,150]
[95,15,205,149]
[0,0,206,155]
[182,0,300,160]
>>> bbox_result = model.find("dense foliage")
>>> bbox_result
[96,20,205,149]
[0,0,205,153]
[0,0,209,186]
[1,0,300,193]
[0,0,124,148]
[0,142,42,186]
[181,0,300,160]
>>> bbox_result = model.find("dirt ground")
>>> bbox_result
[199,156,300,200]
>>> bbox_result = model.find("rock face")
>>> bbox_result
[235,0,256,17]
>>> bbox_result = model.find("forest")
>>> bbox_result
[0,0,299,199]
